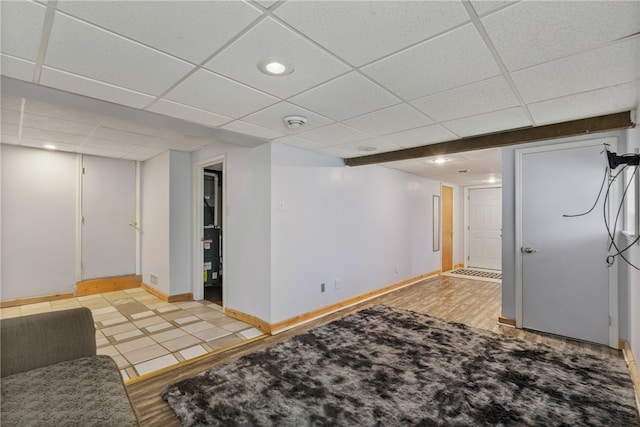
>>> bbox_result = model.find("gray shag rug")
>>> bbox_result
[161,305,639,426]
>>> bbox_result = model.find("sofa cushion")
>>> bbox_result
[1,355,138,426]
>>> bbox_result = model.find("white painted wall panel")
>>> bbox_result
[270,142,442,323]
[141,151,170,294]
[1,145,77,299]
[169,151,192,296]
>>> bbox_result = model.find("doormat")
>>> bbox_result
[442,268,502,282]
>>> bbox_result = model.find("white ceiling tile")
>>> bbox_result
[363,24,501,100]
[40,67,156,109]
[456,148,502,171]
[313,145,356,159]
[19,138,80,152]
[381,124,458,148]
[0,0,46,61]
[1,124,20,137]
[411,76,520,122]
[1,108,21,125]
[470,1,517,17]
[1,135,20,145]
[24,97,104,125]
[275,1,469,67]
[164,139,209,152]
[344,104,433,137]
[77,145,127,158]
[272,135,328,151]
[21,127,87,145]
[164,69,279,118]
[295,123,369,147]
[148,99,233,128]
[1,96,23,111]
[56,1,261,64]
[97,115,169,137]
[442,107,531,137]
[528,81,639,126]
[381,159,431,174]
[242,102,333,135]
[254,1,279,10]
[91,126,169,147]
[333,138,403,156]
[122,145,166,160]
[45,12,194,95]
[82,137,137,152]
[22,112,97,136]
[289,72,399,121]
[205,18,349,99]
[511,38,639,104]
[0,54,36,82]
[482,1,640,71]
[222,120,284,140]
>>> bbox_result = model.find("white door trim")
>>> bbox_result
[515,136,618,347]
[464,185,502,269]
[192,155,226,302]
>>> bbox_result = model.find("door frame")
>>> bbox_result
[464,185,502,269]
[441,184,454,273]
[192,155,226,302]
[515,137,618,347]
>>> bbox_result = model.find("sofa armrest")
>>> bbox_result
[1,307,97,377]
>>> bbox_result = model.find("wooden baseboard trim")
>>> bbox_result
[221,271,440,336]
[224,307,272,334]
[498,316,517,327]
[76,274,141,296]
[454,263,464,269]
[0,292,75,308]
[269,270,441,335]
[140,283,192,303]
[621,339,640,413]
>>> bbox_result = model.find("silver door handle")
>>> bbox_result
[522,247,539,253]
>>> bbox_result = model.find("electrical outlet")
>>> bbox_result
[150,273,158,287]
[395,264,399,274]
[335,279,341,290]
[321,283,325,293]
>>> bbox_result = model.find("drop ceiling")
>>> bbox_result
[1,0,639,185]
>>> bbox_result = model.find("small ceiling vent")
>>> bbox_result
[284,115,307,129]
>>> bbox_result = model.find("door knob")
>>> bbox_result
[522,247,539,253]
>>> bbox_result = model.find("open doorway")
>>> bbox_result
[202,163,223,306]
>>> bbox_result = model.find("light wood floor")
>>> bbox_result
[127,274,623,426]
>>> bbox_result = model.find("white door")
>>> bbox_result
[468,187,502,270]
[517,140,613,346]
[81,156,136,280]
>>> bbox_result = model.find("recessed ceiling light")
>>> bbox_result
[488,176,497,183]
[257,57,294,76]
[357,146,377,152]
[42,144,56,150]
[432,158,449,164]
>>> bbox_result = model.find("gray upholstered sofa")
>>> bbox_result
[1,307,139,426]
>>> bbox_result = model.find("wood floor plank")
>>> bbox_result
[127,275,623,426]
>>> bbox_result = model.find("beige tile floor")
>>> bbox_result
[0,288,265,382]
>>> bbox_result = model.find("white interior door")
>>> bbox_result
[517,140,613,346]
[81,156,136,280]
[468,187,502,270]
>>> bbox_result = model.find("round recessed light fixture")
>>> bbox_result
[257,57,294,76]
[357,146,377,152]
[283,115,307,129]
[42,144,57,150]
[488,176,497,184]
[432,158,449,164]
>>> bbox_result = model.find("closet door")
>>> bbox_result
[81,155,136,280]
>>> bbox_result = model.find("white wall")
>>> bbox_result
[192,141,272,323]
[141,151,171,295]
[1,145,77,299]
[169,151,192,295]
[270,142,442,323]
